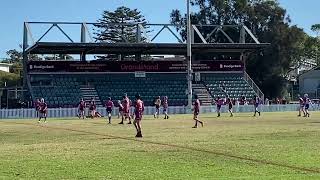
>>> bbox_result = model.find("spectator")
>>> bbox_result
[265,98,269,106]
[282,97,287,104]
[240,95,246,105]
[276,98,280,104]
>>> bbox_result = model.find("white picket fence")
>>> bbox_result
[0,104,319,119]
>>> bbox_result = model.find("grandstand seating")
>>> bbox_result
[30,72,257,107]
[31,77,82,107]
[94,73,188,106]
[30,73,188,107]
[201,73,257,100]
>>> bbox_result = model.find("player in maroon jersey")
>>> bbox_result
[240,95,246,105]
[119,93,132,124]
[303,94,311,117]
[215,97,223,117]
[192,95,203,128]
[105,97,114,124]
[226,96,234,117]
[34,98,41,118]
[253,96,261,117]
[163,96,169,119]
[38,98,48,123]
[133,94,145,138]
[78,98,86,119]
[297,94,305,117]
[89,98,96,119]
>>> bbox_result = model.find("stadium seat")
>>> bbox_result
[201,73,257,101]
[30,72,256,107]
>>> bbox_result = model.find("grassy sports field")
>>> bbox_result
[0,112,320,179]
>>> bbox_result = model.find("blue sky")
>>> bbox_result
[0,0,319,58]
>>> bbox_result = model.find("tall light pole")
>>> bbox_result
[186,0,193,109]
[317,32,319,66]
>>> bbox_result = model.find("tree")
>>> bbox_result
[94,6,149,60]
[5,49,23,76]
[0,71,20,88]
[170,0,306,99]
[301,35,319,66]
[311,24,320,66]
[94,6,148,43]
[311,24,320,34]
[44,54,74,61]
[58,54,73,60]
[5,49,44,75]
[6,49,22,64]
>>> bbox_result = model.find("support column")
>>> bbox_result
[240,25,246,43]
[187,0,193,109]
[22,23,28,99]
[240,52,247,72]
[80,23,86,61]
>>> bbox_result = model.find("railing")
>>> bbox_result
[243,71,264,101]
[0,104,319,119]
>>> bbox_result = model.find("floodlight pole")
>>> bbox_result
[317,32,319,66]
[187,0,193,109]
[22,23,28,100]
[80,23,87,61]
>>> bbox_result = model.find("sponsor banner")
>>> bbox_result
[27,60,244,72]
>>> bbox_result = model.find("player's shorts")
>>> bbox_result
[135,111,142,121]
[155,105,160,109]
[229,105,233,110]
[106,107,112,113]
[40,110,47,115]
[123,109,130,114]
[79,107,84,111]
[255,103,259,108]
[217,105,222,110]
[305,104,310,110]
[163,108,167,113]
[194,110,199,116]
[123,110,130,118]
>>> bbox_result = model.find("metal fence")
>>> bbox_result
[0,104,319,119]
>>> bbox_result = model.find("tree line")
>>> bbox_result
[169,0,319,98]
[0,50,73,88]
[2,1,319,99]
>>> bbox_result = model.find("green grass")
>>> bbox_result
[0,112,320,179]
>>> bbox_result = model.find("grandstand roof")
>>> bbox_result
[26,42,270,55]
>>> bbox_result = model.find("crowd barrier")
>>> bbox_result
[0,104,319,119]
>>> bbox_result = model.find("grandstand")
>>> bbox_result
[30,73,188,107]
[23,22,269,107]
[202,73,257,99]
